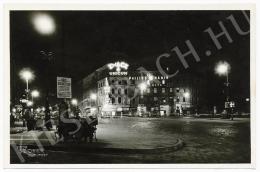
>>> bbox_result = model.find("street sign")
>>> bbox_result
[57,77,72,98]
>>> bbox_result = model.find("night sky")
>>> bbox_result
[10,10,250,108]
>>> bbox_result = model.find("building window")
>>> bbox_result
[170,88,173,92]
[132,98,135,104]
[177,97,180,102]
[131,80,135,85]
[118,80,122,85]
[183,97,186,102]
[162,80,165,84]
[112,97,115,104]
[176,88,180,93]
[154,88,157,93]
[154,97,158,101]
[124,89,128,95]
[123,80,127,85]
[147,88,150,93]
[118,97,121,104]
[162,88,165,93]
[118,88,121,94]
[112,88,115,94]
[111,80,115,84]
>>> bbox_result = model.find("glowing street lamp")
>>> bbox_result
[139,83,147,92]
[31,90,39,97]
[19,69,34,100]
[215,61,230,76]
[215,61,231,102]
[139,82,147,101]
[31,13,56,35]
[71,99,78,106]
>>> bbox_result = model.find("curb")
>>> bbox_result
[19,139,184,155]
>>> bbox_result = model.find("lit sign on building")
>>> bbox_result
[108,61,129,76]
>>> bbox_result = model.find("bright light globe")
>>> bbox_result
[32,13,55,35]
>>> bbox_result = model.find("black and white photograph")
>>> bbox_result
[2,2,256,168]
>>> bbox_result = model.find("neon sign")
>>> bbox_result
[107,61,129,72]
[108,61,129,76]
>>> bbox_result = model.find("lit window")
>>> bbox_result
[162,88,165,93]
[154,88,157,93]
[170,88,173,92]
[162,80,165,84]
[154,97,158,101]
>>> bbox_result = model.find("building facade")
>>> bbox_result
[78,61,200,117]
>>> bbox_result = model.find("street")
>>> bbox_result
[10,117,251,163]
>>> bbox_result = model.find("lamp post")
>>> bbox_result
[19,69,34,100]
[215,61,231,102]
[31,12,56,129]
[138,82,147,103]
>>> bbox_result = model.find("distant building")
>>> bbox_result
[77,61,201,117]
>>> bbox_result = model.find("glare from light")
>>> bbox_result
[148,75,154,81]
[27,101,33,107]
[215,61,230,76]
[36,108,41,113]
[139,83,147,91]
[42,107,45,111]
[12,108,16,113]
[71,99,78,106]
[184,92,190,98]
[246,98,250,102]
[90,93,97,100]
[19,69,34,82]
[32,13,56,35]
[31,90,40,98]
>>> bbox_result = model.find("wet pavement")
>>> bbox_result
[10,117,251,163]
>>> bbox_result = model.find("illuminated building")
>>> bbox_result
[77,61,200,117]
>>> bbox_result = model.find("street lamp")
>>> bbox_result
[31,12,56,129]
[19,69,34,100]
[71,99,78,106]
[31,13,56,35]
[215,61,231,103]
[138,82,147,101]
[31,90,40,103]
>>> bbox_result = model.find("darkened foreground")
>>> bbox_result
[10,117,250,163]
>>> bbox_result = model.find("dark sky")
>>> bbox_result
[10,10,250,106]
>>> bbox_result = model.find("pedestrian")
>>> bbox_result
[176,107,180,116]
